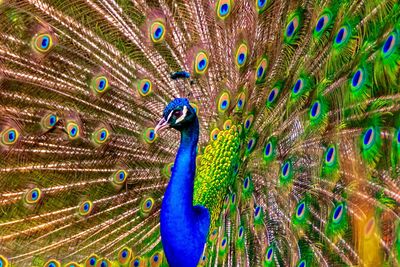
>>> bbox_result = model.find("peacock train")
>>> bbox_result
[1,0,400,266]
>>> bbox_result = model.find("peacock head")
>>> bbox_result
[155,98,197,133]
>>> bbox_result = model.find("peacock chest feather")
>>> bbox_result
[194,125,241,228]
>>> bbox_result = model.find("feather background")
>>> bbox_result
[0,0,400,266]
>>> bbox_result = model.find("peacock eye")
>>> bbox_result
[173,110,183,118]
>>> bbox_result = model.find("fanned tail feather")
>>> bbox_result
[0,0,400,266]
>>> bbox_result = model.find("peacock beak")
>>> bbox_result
[155,117,170,134]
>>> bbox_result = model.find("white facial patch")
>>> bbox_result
[175,105,188,124]
[166,109,174,123]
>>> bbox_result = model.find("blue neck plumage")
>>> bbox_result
[166,118,199,209]
[160,117,210,267]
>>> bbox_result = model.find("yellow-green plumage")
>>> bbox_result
[194,125,240,227]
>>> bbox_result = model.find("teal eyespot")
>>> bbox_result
[246,137,257,154]
[235,43,248,68]
[244,114,254,131]
[243,176,250,189]
[238,225,244,238]
[49,115,57,126]
[267,87,279,104]
[362,127,376,150]
[163,162,174,177]
[264,141,273,158]
[112,170,127,185]
[150,21,166,43]
[233,162,239,175]
[279,159,293,186]
[220,237,227,249]
[332,203,345,223]
[296,201,306,220]
[194,51,209,74]
[325,145,336,166]
[1,127,19,146]
[143,127,157,144]
[91,75,109,94]
[98,258,110,267]
[254,205,263,223]
[256,0,269,13]
[79,200,93,216]
[231,193,236,204]
[40,36,50,49]
[382,32,397,58]
[292,78,303,95]
[210,128,220,141]
[97,78,107,91]
[223,194,230,208]
[334,25,351,47]
[255,56,268,83]
[281,161,291,179]
[242,175,253,197]
[216,0,232,20]
[44,259,60,267]
[24,188,42,204]
[262,136,277,164]
[42,113,58,129]
[99,130,107,141]
[265,246,274,262]
[235,92,246,111]
[138,79,152,96]
[118,247,132,264]
[85,254,98,267]
[32,33,53,53]
[350,68,366,91]
[297,259,306,267]
[0,255,8,267]
[141,197,154,214]
[130,257,142,267]
[66,121,79,140]
[309,100,321,120]
[360,126,381,166]
[92,127,110,145]
[150,251,163,266]
[218,92,230,113]
[199,254,207,265]
[314,11,332,35]
[223,119,232,130]
[286,15,300,39]
[210,228,218,241]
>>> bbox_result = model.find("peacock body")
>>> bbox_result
[0,0,400,266]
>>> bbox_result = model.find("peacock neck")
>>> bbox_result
[166,118,199,212]
[180,119,200,149]
[161,117,210,267]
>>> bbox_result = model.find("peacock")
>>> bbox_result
[1,0,400,266]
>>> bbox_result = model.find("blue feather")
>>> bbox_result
[160,99,210,267]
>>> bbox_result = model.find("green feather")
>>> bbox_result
[326,202,348,240]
